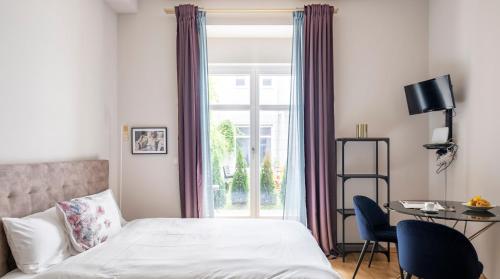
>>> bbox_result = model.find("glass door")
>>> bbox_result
[209,64,290,218]
[257,74,290,217]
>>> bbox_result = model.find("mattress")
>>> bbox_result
[33,218,340,279]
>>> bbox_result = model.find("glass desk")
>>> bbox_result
[387,200,500,240]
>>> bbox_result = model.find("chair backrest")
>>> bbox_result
[397,220,482,279]
[352,195,389,241]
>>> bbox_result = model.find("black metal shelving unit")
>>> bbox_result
[335,137,390,262]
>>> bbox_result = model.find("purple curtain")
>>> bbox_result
[176,5,202,218]
[303,4,336,254]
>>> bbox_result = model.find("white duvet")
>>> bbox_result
[36,218,340,279]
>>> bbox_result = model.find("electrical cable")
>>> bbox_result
[436,142,458,174]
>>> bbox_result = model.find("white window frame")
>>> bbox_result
[209,63,290,218]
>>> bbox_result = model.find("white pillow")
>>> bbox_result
[2,207,71,274]
[56,189,123,253]
[82,189,125,227]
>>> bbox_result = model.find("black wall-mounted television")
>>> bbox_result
[404,74,456,115]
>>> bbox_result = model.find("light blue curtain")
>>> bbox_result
[197,11,214,218]
[283,11,307,225]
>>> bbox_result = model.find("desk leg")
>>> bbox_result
[469,223,496,241]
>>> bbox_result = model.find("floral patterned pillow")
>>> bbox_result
[56,190,122,253]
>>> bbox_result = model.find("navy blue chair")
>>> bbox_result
[397,220,483,279]
[352,195,402,279]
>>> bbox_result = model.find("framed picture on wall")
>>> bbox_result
[131,127,167,154]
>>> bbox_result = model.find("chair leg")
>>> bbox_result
[396,243,404,279]
[352,240,370,279]
[368,241,377,268]
[387,241,391,262]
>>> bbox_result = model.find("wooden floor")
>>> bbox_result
[330,250,401,279]
[329,250,487,279]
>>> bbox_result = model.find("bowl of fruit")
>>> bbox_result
[462,196,495,212]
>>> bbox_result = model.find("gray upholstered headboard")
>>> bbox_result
[0,160,109,276]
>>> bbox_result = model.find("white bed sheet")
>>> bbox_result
[1,269,37,279]
[35,218,341,279]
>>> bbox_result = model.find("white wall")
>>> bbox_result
[118,0,430,233]
[428,1,500,277]
[333,0,429,242]
[0,0,119,193]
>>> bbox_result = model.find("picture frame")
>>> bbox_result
[131,127,167,155]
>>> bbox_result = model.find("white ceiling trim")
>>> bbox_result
[105,0,138,14]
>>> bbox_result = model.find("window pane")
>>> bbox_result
[260,127,272,136]
[209,75,250,105]
[259,110,289,217]
[259,75,291,105]
[236,126,250,136]
[260,137,271,160]
[210,110,251,217]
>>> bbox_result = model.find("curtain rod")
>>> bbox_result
[163,8,338,15]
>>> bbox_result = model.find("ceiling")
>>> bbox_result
[105,0,138,13]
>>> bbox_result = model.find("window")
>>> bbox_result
[209,64,291,218]
[261,78,273,88]
[234,77,248,88]
[235,125,250,164]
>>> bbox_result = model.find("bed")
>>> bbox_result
[0,160,340,279]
